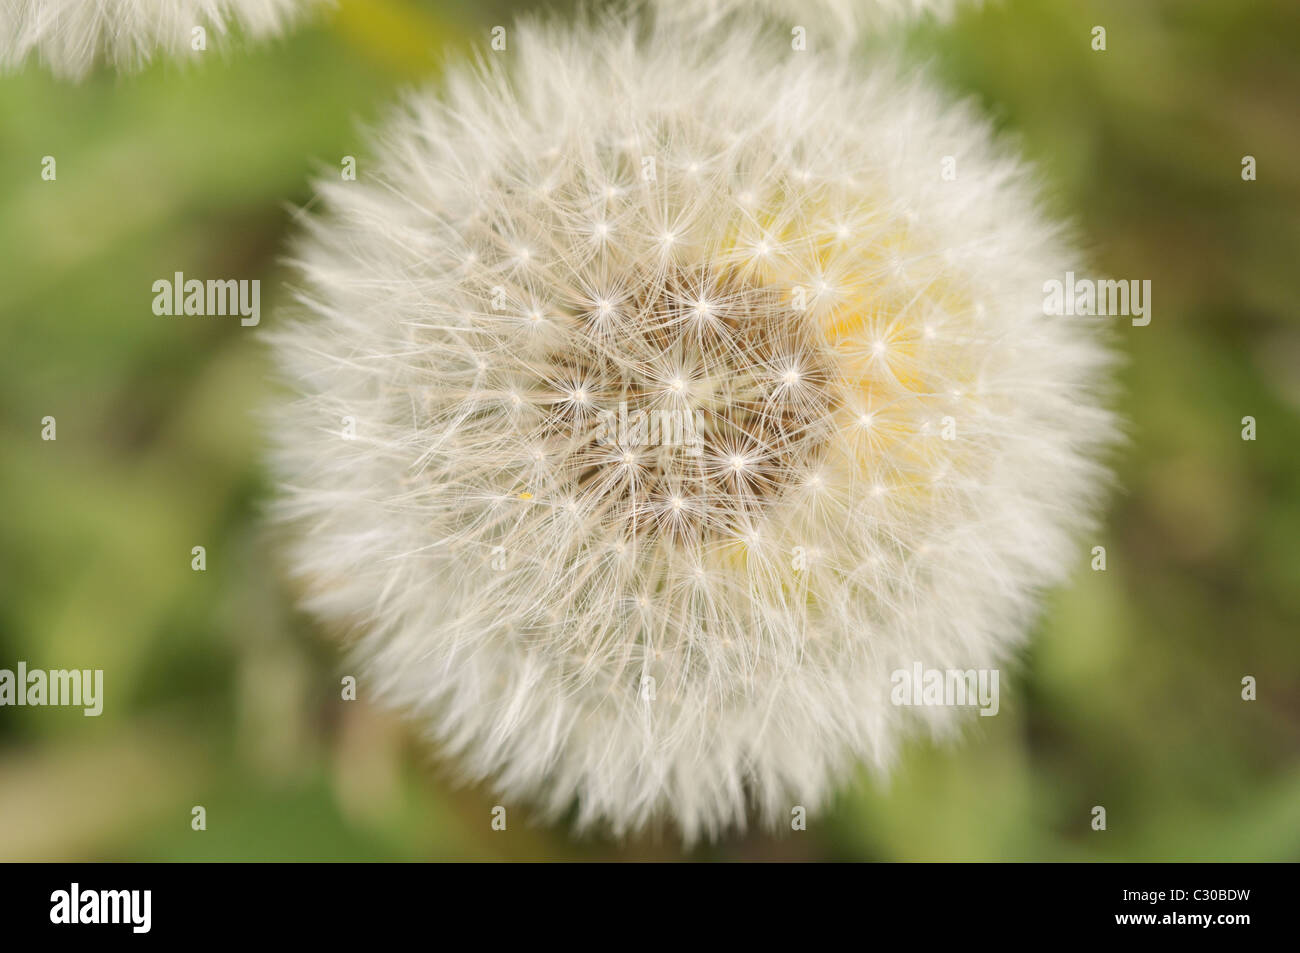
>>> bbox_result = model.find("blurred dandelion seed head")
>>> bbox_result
[0,0,323,80]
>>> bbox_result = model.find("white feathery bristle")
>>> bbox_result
[655,0,984,48]
[270,13,1117,842]
[0,0,322,81]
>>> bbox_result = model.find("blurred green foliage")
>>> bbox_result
[1,0,1297,860]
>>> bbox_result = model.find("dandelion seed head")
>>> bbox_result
[656,0,983,51]
[270,14,1117,842]
[0,0,324,81]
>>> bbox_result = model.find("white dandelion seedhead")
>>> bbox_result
[0,0,324,81]
[271,15,1117,841]
[656,0,983,49]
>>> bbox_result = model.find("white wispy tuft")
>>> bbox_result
[270,13,1118,842]
[0,0,323,81]
[654,0,984,49]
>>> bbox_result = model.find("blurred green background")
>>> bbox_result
[1,0,1298,861]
